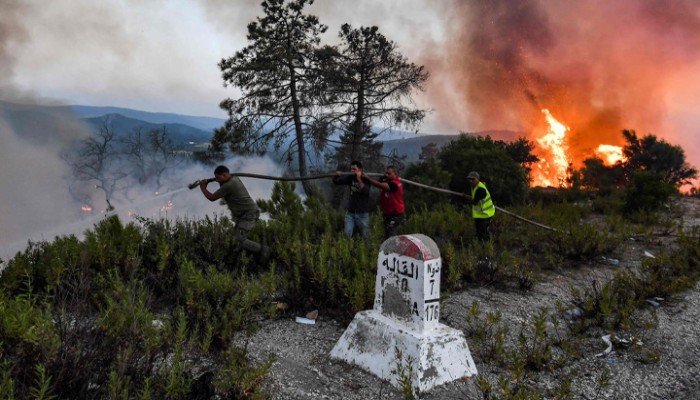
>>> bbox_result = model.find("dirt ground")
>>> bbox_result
[243,198,700,399]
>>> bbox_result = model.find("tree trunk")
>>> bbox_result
[350,66,366,163]
[288,58,315,196]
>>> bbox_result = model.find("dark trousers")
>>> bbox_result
[383,213,405,238]
[474,217,492,242]
[233,210,263,254]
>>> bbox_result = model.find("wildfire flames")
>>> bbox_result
[532,109,571,187]
[160,200,174,212]
[532,109,627,187]
[595,144,626,166]
[81,205,92,213]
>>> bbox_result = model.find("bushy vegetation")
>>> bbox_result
[0,216,277,399]
[0,171,641,398]
[567,130,697,218]
[405,135,534,208]
[569,227,700,332]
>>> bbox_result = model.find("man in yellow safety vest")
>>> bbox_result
[465,171,495,242]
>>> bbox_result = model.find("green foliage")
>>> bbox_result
[0,212,277,398]
[577,157,625,194]
[97,271,160,348]
[29,364,57,400]
[162,308,192,399]
[512,308,562,372]
[257,181,303,219]
[569,229,700,332]
[465,302,509,365]
[438,135,531,206]
[319,23,428,168]
[180,258,277,347]
[550,222,623,261]
[2,156,696,398]
[623,171,676,215]
[392,347,417,400]
[215,0,328,195]
[214,348,274,400]
[403,161,452,209]
[622,129,697,187]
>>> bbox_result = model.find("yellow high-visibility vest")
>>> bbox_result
[471,181,495,219]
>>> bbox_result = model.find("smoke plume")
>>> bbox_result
[423,0,700,167]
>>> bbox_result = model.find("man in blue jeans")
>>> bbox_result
[333,161,371,238]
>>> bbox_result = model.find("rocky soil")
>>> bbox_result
[244,198,700,400]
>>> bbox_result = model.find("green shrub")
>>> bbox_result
[214,347,273,400]
[623,171,676,215]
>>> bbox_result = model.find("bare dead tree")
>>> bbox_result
[146,126,179,191]
[121,127,148,184]
[64,123,126,210]
[121,126,180,191]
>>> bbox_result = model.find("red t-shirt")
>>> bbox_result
[379,177,405,215]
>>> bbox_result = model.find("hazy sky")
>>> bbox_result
[6,0,446,120]
[3,0,700,167]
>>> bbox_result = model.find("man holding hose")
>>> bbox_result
[199,165,270,263]
[464,171,495,242]
[363,165,405,238]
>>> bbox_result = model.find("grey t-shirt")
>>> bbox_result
[214,177,259,217]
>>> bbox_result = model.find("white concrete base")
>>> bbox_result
[330,310,477,393]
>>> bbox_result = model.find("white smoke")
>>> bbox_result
[0,154,283,263]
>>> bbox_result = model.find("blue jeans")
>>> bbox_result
[344,212,370,238]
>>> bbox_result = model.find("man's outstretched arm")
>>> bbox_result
[362,172,390,191]
[200,180,223,202]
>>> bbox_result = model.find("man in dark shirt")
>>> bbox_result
[333,161,371,238]
[363,165,405,238]
[199,165,270,263]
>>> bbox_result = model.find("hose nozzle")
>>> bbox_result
[188,178,216,190]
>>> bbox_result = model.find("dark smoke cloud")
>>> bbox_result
[423,0,700,167]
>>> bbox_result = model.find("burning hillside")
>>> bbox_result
[422,0,700,186]
[532,109,625,187]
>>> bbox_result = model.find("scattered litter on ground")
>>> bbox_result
[601,256,620,266]
[644,250,656,259]
[152,319,164,329]
[295,317,316,325]
[612,335,643,348]
[306,309,319,320]
[274,302,289,311]
[596,334,613,357]
[645,297,664,307]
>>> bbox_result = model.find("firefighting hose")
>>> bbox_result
[188,173,559,232]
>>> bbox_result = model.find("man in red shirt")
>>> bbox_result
[363,165,405,238]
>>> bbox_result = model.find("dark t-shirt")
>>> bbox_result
[333,174,371,213]
[214,177,259,217]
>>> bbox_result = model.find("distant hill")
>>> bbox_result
[381,135,456,162]
[1,99,528,165]
[381,130,525,163]
[82,114,213,146]
[0,99,91,145]
[67,105,226,132]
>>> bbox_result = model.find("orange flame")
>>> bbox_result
[532,109,571,187]
[595,144,626,166]
[81,205,93,213]
[160,200,174,212]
